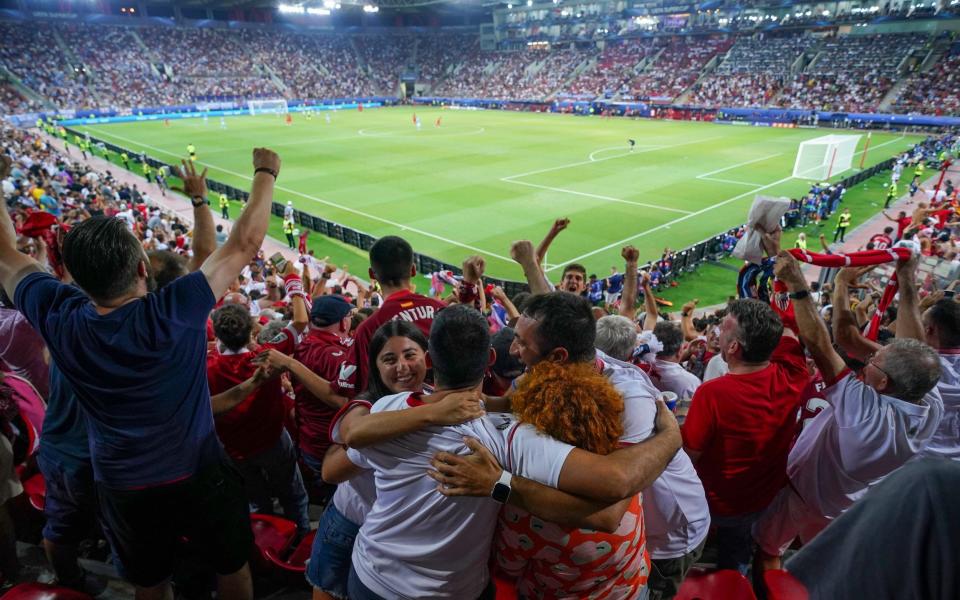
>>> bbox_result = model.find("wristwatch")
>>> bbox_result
[491,470,512,504]
[789,289,810,300]
[191,196,208,208]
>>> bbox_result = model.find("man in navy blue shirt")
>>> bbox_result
[0,151,281,600]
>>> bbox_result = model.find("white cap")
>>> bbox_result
[287,201,293,206]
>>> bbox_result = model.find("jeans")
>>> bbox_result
[233,430,310,532]
[648,539,707,600]
[712,511,764,575]
[305,504,359,600]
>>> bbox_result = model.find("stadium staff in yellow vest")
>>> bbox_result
[219,193,230,219]
[834,208,852,243]
[283,218,295,249]
[142,161,153,183]
[121,152,130,170]
[187,143,196,161]
[884,181,897,209]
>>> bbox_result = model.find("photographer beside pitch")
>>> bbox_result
[0,149,281,600]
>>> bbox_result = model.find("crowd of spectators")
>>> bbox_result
[626,37,732,103]
[2,116,960,600]
[893,42,960,116]
[3,20,960,116]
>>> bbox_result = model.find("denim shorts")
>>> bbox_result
[305,503,360,600]
[36,453,97,545]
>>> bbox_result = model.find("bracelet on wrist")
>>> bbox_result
[254,166,278,180]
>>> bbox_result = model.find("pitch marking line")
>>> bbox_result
[698,177,767,187]
[84,126,515,264]
[588,145,659,161]
[499,136,721,215]
[696,153,783,179]
[547,134,913,270]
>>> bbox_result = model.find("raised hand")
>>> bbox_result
[773,250,806,291]
[621,245,640,263]
[550,218,570,234]
[510,240,536,265]
[462,255,486,284]
[252,147,281,176]
[173,159,208,200]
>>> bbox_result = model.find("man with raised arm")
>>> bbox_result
[0,151,281,600]
[752,251,943,572]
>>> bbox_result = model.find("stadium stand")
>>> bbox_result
[628,36,732,103]
[893,41,960,116]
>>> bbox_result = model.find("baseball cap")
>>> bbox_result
[310,295,353,326]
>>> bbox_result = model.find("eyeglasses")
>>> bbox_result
[865,351,894,384]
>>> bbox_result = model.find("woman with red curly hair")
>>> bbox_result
[495,359,649,600]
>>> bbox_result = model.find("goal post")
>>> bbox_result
[247,99,289,116]
[792,134,861,181]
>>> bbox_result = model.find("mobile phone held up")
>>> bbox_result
[269,252,287,274]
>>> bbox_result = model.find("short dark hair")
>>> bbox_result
[369,236,413,287]
[654,321,684,358]
[491,327,524,378]
[363,320,429,401]
[562,263,586,278]
[928,298,960,348]
[148,250,187,291]
[884,226,894,235]
[211,304,253,352]
[523,292,596,363]
[63,216,144,301]
[727,298,783,363]
[511,291,532,313]
[429,305,489,389]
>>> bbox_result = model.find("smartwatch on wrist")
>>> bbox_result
[191,196,207,208]
[491,470,512,504]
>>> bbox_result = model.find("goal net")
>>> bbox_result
[248,99,289,116]
[792,134,861,181]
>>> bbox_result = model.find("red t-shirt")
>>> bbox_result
[896,217,912,239]
[869,234,892,250]
[352,289,445,392]
[206,326,298,461]
[682,336,810,517]
[294,328,356,460]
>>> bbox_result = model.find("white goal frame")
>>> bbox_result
[248,99,289,116]
[792,134,861,181]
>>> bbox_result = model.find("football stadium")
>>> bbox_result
[2,0,960,599]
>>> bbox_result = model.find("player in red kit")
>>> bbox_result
[285,113,293,126]
[435,117,442,127]
[352,236,446,392]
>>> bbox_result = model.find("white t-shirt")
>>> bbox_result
[702,354,729,382]
[788,372,943,518]
[597,351,710,559]
[329,409,378,526]
[651,359,702,400]
[919,353,960,461]
[348,392,574,599]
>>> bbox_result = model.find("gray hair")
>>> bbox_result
[880,338,942,403]
[257,320,287,344]
[595,315,637,361]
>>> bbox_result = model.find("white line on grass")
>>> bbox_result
[696,153,782,178]
[547,133,913,270]
[697,177,767,187]
[544,173,796,271]
[588,145,659,161]
[501,136,722,181]
[506,179,693,214]
[84,126,516,263]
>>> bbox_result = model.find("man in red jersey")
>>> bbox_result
[352,236,446,392]
[293,294,356,500]
[207,271,311,533]
[869,227,894,250]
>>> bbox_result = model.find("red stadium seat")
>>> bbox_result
[249,514,297,570]
[0,582,93,599]
[764,569,809,600]
[675,568,757,600]
[265,529,316,574]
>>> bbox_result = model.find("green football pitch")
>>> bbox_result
[76,106,922,282]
